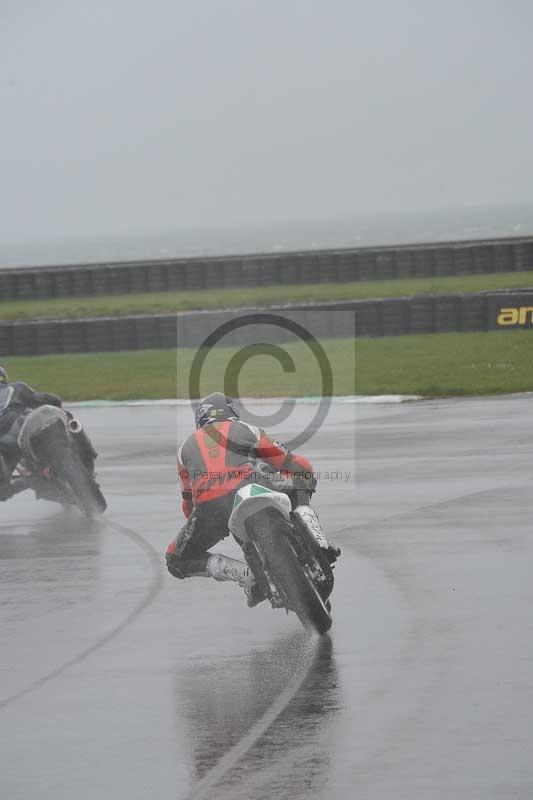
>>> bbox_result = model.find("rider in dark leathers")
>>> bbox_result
[166,392,340,606]
[0,366,63,500]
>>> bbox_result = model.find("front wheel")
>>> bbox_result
[249,508,332,635]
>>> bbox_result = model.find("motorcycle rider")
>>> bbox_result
[166,392,340,606]
[0,366,63,500]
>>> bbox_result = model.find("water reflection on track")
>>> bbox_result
[179,633,340,799]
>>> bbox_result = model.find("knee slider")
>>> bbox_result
[166,551,208,580]
[166,551,187,579]
[165,538,186,577]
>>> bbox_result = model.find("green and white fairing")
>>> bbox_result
[229,483,292,541]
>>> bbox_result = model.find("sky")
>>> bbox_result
[1,0,533,246]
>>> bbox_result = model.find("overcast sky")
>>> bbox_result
[1,0,532,244]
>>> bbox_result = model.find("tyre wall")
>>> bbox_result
[1,291,532,355]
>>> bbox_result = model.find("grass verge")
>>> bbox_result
[1,271,533,320]
[355,330,533,396]
[2,330,533,400]
[0,340,353,401]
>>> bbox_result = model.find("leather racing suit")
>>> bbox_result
[166,419,318,581]
[0,382,62,500]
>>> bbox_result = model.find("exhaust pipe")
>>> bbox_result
[68,419,83,434]
[67,418,98,461]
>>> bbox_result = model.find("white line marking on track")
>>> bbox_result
[0,517,163,711]
[184,634,322,800]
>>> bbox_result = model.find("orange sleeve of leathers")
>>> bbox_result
[177,458,193,518]
[255,432,314,477]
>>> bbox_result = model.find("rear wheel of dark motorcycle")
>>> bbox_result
[250,509,332,635]
[54,448,107,517]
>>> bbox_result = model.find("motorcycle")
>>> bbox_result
[14,404,106,516]
[228,471,335,634]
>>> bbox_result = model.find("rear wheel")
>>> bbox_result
[53,447,106,517]
[248,508,332,634]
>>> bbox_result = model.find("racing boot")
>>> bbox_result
[206,554,265,607]
[293,505,341,563]
[0,454,18,501]
[0,468,30,502]
[0,453,11,483]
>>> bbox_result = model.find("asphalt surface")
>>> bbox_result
[1,396,532,799]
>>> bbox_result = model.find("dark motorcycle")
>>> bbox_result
[229,470,335,634]
[15,405,106,516]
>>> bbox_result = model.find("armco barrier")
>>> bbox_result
[0,236,532,301]
[1,291,533,356]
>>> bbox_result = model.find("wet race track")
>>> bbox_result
[1,396,532,799]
